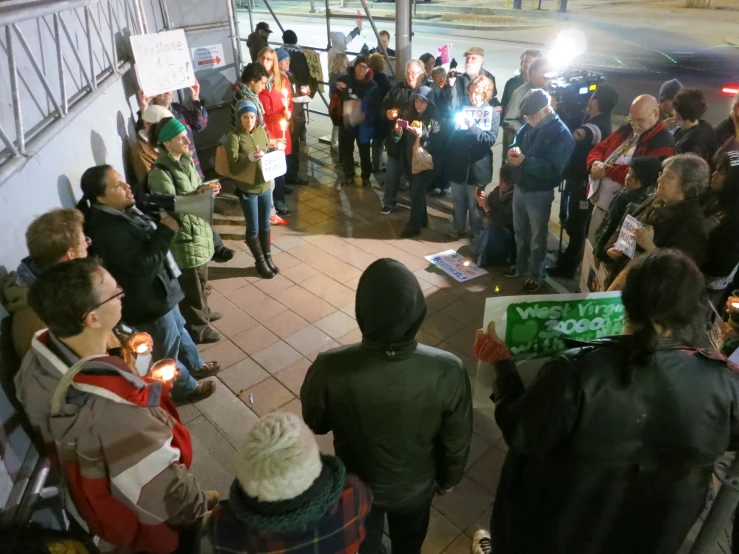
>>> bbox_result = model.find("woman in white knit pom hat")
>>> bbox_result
[207,412,373,554]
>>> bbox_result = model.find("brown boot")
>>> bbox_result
[177,380,216,404]
[191,361,221,380]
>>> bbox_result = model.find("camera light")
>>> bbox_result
[579,86,589,95]
[455,112,466,125]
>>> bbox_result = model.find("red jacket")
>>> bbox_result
[586,121,674,185]
[260,83,294,155]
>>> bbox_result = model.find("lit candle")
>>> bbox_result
[282,88,289,108]
[390,109,399,119]
[127,332,153,357]
[150,359,179,386]
[300,85,309,95]
[732,301,739,310]
[279,119,288,141]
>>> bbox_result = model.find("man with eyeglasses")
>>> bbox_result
[380,59,429,215]
[0,208,92,360]
[586,94,674,243]
[15,258,219,553]
[506,89,575,293]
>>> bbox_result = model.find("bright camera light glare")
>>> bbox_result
[547,29,587,73]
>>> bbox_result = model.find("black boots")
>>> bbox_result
[245,236,275,279]
[259,231,280,275]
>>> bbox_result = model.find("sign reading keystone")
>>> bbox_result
[191,44,226,71]
[130,29,196,97]
[483,292,625,360]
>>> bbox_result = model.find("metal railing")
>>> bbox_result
[0,0,144,185]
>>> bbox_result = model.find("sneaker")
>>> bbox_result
[472,530,492,554]
[191,361,221,380]
[380,205,394,215]
[448,229,462,240]
[195,326,222,344]
[430,187,442,196]
[211,246,235,263]
[504,266,520,278]
[523,279,542,293]
[400,227,421,238]
[270,214,290,226]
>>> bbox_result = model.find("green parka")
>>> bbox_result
[147,150,214,269]
[224,121,271,196]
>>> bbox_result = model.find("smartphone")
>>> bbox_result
[397,119,409,129]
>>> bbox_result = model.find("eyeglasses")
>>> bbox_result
[81,287,124,323]
[356,64,369,70]
[405,70,424,79]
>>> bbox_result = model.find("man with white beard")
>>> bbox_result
[443,47,500,115]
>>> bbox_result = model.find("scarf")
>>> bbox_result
[239,82,266,126]
[227,455,346,533]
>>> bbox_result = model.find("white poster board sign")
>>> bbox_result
[191,44,225,70]
[462,107,494,131]
[613,215,642,259]
[579,239,609,293]
[424,250,487,282]
[130,29,196,97]
[260,150,287,181]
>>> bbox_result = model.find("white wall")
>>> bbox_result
[0,71,139,274]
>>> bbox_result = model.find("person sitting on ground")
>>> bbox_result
[506,89,575,293]
[419,53,435,79]
[17,258,219,553]
[78,165,219,403]
[701,151,739,294]
[130,104,173,185]
[474,248,739,554]
[501,49,542,115]
[444,47,500,113]
[148,117,221,345]
[658,78,683,133]
[369,53,392,175]
[301,258,472,554]
[207,412,373,554]
[593,155,660,262]
[672,88,719,161]
[446,75,500,240]
[0,209,89,360]
[603,153,708,290]
[247,21,272,62]
[225,99,281,280]
[332,55,380,187]
[470,163,515,268]
[716,90,739,154]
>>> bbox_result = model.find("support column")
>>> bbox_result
[395,0,411,79]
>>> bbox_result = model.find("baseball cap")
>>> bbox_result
[256,22,272,33]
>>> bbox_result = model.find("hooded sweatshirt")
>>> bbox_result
[301,259,473,510]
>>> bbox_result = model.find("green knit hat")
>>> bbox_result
[158,118,187,143]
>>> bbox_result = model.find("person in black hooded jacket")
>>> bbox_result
[301,258,472,554]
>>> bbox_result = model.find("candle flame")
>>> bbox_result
[128,332,153,355]
[150,359,178,384]
[495,286,501,293]
[280,119,288,130]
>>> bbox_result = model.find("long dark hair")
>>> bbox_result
[76,164,112,215]
[712,151,739,209]
[620,249,706,381]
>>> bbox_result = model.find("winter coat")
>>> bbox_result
[445,101,500,186]
[232,82,265,129]
[207,456,373,554]
[301,259,473,511]
[443,68,499,113]
[489,335,739,554]
[568,112,613,183]
[715,117,736,148]
[260,84,294,155]
[333,67,380,144]
[282,43,318,94]
[482,185,514,229]
[593,186,651,261]
[130,130,159,184]
[587,121,674,186]
[502,81,534,134]
[701,194,739,283]
[0,258,45,360]
[225,121,272,196]
[391,103,445,176]
[247,31,268,62]
[511,112,575,193]
[501,73,525,114]
[372,72,393,140]
[380,77,431,159]
[85,204,185,325]
[674,120,719,161]
[147,150,215,269]
[15,330,205,553]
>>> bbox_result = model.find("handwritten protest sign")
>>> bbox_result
[613,215,642,259]
[462,106,494,131]
[483,292,625,360]
[437,43,453,65]
[579,239,608,293]
[130,29,196,97]
[425,250,487,282]
[260,150,287,182]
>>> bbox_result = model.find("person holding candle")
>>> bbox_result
[225,99,281,279]
[259,47,293,220]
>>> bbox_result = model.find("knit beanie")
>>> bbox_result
[520,88,550,116]
[658,79,683,103]
[276,47,290,62]
[237,99,259,116]
[282,30,298,45]
[629,156,662,188]
[157,118,187,143]
[142,105,173,124]
[235,412,323,502]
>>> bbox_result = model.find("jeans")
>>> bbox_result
[406,170,434,231]
[471,225,515,267]
[136,306,200,396]
[451,182,483,236]
[237,188,271,239]
[339,126,372,178]
[212,230,224,250]
[371,137,385,173]
[359,498,433,554]
[273,175,287,211]
[513,186,555,282]
[382,156,404,208]
[558,179,592,268]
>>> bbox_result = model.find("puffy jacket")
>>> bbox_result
[511,112,575,193]
[674,120,719,161]
[488,335,739,554]
[0,257,44,360]
[147,150,214,269]
[16,330,206,553]
[332,67,380,144]
[260,84,293,155]
[301,259,473,510]
[445,101,500,186]
[225,121,272,196]
[380,78,430,159]
[85,204,184,325]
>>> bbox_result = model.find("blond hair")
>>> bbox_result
[330,52,349,75]
[469,75,494,103]
[257,47,285,91]
[369,53,385,74]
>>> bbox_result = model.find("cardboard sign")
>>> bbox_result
[579,239,609,293]
[483,292,625,360]
[613,215,642,259]
[260,150,287,181]
[462,107,494,131]
[437,43,453,65]
[130,29,196,97]
[191,44,225,70]
[425,250,488,282]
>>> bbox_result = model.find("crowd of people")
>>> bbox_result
[3,21,739,554]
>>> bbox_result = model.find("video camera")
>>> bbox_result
[549,69,607,131]
[138,193,214,226]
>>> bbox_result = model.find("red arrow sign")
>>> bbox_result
[197,56,222,66]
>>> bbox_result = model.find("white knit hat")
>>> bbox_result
[142,104,173,124]
[235,412,323,502]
